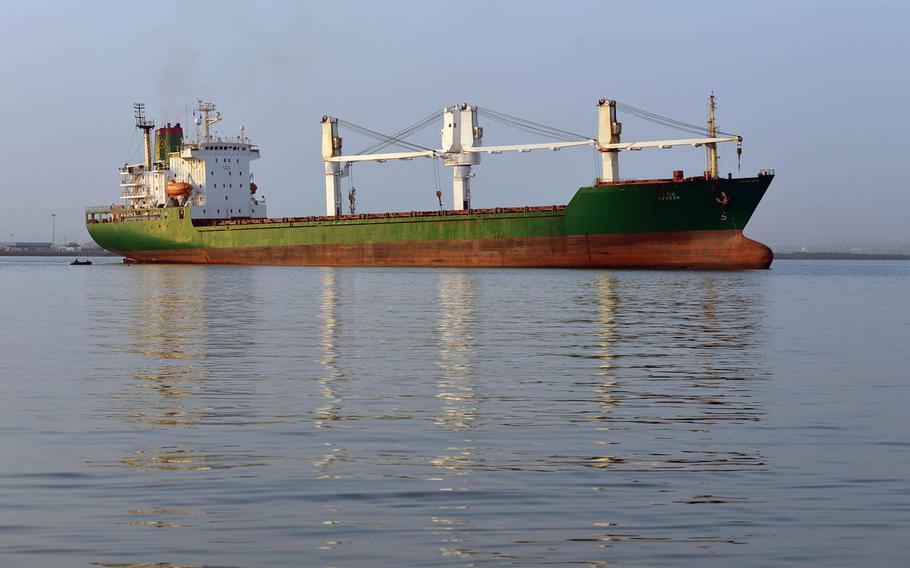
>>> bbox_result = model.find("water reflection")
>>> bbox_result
[435,271,478,432]
[313,267,350,481]
[120,446,268,472]
[315,267,345,430]
[73,265,777,565]
[591,275,618,452]
[106,266,276,432]
[584,272,769,554]
[114,266,209,428]
[587,272,768,472]
[429,272,482,559]
[433,272,481,475]
[89,265,278,556]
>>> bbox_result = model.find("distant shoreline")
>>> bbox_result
[0,251,116,257]
[774,252,910,260]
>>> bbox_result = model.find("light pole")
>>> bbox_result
[51,213,56,247]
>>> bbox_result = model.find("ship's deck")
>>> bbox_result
[197,205,569,227]
[85,204,569,225]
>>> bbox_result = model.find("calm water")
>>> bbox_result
[0,258,907,567]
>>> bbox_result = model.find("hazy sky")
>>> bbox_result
[1,0,906,247]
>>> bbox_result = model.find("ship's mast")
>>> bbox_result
[706,93,718,179]
[196,101,222,142]
[134,103,154,170]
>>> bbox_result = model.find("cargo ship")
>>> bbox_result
[86,97,774,269]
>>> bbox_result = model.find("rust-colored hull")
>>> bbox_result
[121,230,772,269]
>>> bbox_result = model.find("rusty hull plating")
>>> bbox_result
[87,173,775,270]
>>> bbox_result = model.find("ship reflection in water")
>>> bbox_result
[82,266,771,565]
[434,272,478,432]
[90,264,278,549]
[587,273,767,473]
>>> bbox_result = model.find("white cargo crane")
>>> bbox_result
[320,97,743,217]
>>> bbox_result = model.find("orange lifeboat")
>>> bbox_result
[166,181,192,198]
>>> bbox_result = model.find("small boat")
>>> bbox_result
[71,259,92,265]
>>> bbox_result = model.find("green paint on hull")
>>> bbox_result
[86,175,772,261]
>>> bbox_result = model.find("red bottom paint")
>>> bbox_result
[121,230,772,269]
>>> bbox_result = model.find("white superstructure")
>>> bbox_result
[118,101,266,219]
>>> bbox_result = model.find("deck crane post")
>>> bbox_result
[320,98,744,214]
[441,104,482,210]
[597,98,621,182]
[321,116,347,216]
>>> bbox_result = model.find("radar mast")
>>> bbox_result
[134,103,154,169]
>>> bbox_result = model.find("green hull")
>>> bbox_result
[86,175,774,269]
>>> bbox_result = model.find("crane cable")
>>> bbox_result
[476,107,592,141]
[357,110,443,155]
[338,101,738,166]
[337,109,444,155]
[337,119,434,153]
[615,101,739,138]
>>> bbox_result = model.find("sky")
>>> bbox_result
[0,0,907,248]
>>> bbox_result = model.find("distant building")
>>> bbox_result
[59,242,82,253]
[0,242,55,252]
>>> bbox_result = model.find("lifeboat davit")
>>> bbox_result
[166,181,193,197]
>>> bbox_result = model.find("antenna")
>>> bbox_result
[134,102,154,130]
[196,100,221,142]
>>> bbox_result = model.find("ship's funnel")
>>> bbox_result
[155,123,184,163]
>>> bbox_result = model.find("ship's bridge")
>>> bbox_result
[182,139,260,156]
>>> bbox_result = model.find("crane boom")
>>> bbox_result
[601,135,741,152]
[327,135,740,162]
[321,98,745,216]
[325,150,437,163]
